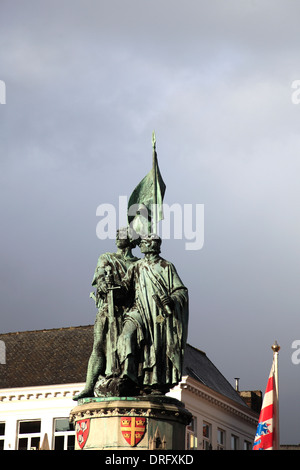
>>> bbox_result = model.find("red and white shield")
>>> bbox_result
[75,419,90,449]
[121,416,146,446]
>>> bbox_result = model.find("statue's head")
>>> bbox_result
[116,227,139,249]
[139,234,162,254]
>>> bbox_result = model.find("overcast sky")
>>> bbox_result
[1,0,300,444]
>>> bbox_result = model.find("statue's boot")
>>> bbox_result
[73,387,94,401]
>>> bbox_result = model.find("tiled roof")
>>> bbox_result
[182,343,248,406]
[0,325,93,388]
[0,325,247,408]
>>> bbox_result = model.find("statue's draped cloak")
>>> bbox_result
[118,256,189,388]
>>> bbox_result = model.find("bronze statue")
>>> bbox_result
[74,134,189,400]
[74,227,138,400]
[117,234,189,396]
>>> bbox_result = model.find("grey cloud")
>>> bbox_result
[1,0,300,443]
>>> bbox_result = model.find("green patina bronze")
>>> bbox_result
[74,134,189,400]
[74,227,138,400]
[128,132,166,237]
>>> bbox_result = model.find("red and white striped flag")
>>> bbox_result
[253,358,279,450]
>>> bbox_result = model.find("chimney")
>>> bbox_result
[234,377,240,392]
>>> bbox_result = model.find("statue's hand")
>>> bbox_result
[97,282,108,295]
[160,293,172,305]
[160,294,174,313]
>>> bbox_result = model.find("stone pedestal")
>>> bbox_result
[70,396,192,450]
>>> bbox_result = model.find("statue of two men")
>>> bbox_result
[75,228,189,400]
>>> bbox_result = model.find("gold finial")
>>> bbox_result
[272,341,280,353]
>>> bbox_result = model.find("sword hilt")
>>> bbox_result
[105,266,113,288]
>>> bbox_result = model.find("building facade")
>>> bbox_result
[0,325,259,450]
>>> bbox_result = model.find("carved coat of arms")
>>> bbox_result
[76,419,90,449]
[121,416,146,446]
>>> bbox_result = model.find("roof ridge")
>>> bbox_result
[0,324,94,337]
[186,342,207,356]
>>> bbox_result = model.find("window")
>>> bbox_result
[0,423,5,450]
[186,416,198,450]
[231,434,239,450]
[244,440,252,450]
[202,422,212,450]
[217,428,225,450]
[53,418,75,450]
[17,420,41,450]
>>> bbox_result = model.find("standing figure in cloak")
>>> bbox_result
[74,227,139,400]
[117,234,189,396]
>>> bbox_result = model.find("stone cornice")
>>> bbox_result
[69,396,192,426]
[0,383,83,403]
[179,376,259,426]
